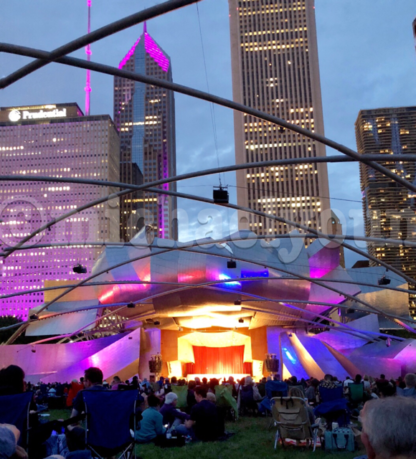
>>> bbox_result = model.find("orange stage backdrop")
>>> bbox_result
[191,345,244,374]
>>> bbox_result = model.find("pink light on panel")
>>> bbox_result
[119,36,142,69]
[144,33,169,72]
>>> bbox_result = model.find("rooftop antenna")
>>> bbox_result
[84,0,92,115]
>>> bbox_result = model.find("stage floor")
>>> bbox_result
[187,374,248,382]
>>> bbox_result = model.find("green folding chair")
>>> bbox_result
[171,385,188,409]
[215,385,239,420]
[349,383,364,404]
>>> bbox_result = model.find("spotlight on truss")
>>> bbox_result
[213,186,229,204]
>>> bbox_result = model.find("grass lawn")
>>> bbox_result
[49,409,364,459]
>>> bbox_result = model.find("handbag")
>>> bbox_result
[324,427,355,452]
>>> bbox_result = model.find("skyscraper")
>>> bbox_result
[413,17,416,53]
[0,103,120,319]
[228,0,330,237]
[114,23,177,242]
[356,106,416,317]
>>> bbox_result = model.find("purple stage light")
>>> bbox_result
[218,273,241,287]
[241,269,269,278]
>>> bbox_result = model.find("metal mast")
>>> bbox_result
[84,0,92,115]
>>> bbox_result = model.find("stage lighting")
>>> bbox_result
[29,314,39,320]
[127,302,135,309]
[73,264,87,274]
[213,186,229,204]
[227,260,237,269]
[238,318,244,324]
[234,300,241,306]
[347,308,355,314]
[378,276,391,286]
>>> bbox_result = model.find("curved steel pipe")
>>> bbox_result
[0,0,200,89]
[1,174,415,289]
[1,43,415,194]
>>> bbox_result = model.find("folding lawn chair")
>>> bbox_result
[239,385,258,415]
[0,392,33,450]
[271,396,319,451]
[171,385,188,409]
[215,385,238,420]
[83,390,137,459]
[348,383,364,405]
[259,381,288,415]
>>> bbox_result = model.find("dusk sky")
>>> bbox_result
[1,0,416,267]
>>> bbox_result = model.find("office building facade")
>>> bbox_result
[229,0,330,237]
[114,23,177,242]
[0,103,120,319]
[356,106,416,317]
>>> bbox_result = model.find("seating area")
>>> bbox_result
[1,364,416,458]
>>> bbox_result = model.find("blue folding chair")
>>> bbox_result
[0,392,33,448]
[318,385,343,403]
[315,386,350,428]
[259,381,288,414]
[83,390,137,459]
[266,381,288,399]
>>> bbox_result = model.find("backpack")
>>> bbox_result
[324,427,355,452]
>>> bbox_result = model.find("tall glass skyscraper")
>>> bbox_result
[0,103,120,319]
[114,23,177,242]
[356,106,416,317]
[228,0,330,237]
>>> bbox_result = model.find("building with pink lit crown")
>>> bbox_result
[114,22,177,243]
[0,103,120,319]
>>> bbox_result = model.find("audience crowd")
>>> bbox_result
[1,363,416,459]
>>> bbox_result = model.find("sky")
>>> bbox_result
[1,0,416,267]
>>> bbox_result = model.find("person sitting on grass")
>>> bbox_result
[176,386,223,442]
[361,397,416,459]
[135,394,166,444]
[397,373,416,398]
[159,392,190,427]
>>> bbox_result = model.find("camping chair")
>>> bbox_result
[318,385,343,403]
[271,396,319,451]
[215,385,238,420]
[0,392,33,450]
[348,384,364,405]
[259,381,288,415]
[83,390,137,459]
[171,385,188,409]
[239,385,258,416]
[314,398,350,430]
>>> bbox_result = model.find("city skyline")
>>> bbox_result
[1,0,416,267]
